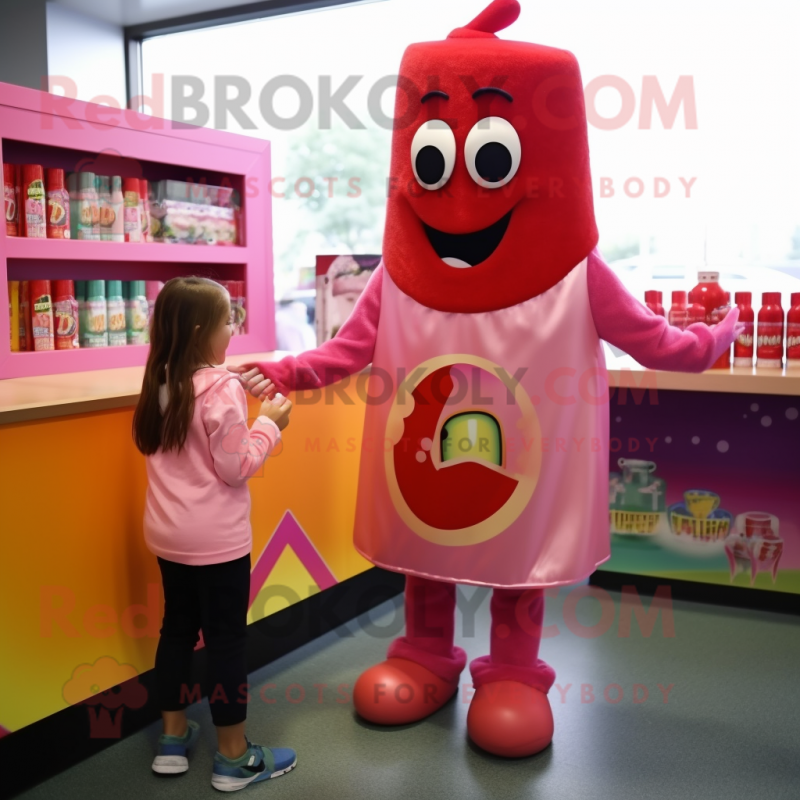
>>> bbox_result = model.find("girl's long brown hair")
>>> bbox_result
[133,277,230,455]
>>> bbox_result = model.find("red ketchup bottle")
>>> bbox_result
[53,279,80,349]
[645,290,665,316]
[687,289,707,325]
[691,271,726,322]
[757,292,784,369]
[786,292,800,371]
[3,162,18,236]
[733,291,755,367]
[710,291,732,369]
[668,290,688,330]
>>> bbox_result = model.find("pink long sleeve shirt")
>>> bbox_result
[143,368,280,566]
[255,251,738,588]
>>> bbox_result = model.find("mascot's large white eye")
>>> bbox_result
[465,116,521,188]
[411,120,456,191]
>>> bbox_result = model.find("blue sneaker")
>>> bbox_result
[152,719,200,775]
[211,741,297,792]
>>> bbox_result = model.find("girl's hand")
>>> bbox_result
[259,393,292,431]
[228,365,277,400]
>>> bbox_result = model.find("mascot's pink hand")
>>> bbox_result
[714,305,741,344]
[708,306,740,365]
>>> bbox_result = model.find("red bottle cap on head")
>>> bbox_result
[123,177,140,195]
[3,162,14,184]
[53,280,74,298]
[139,179,149,198]
[22,164,44,184]
[672,290,687,304]
[29,279,51,299]
[791,292,800,307]
[645,290,659,303]
[762,292,781,305]
[735,291,751,305]
[45,168,65,189]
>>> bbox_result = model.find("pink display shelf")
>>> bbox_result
[0,81,275,379]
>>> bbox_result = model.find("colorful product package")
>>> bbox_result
[149,180,238,245]
[29,280,55,351]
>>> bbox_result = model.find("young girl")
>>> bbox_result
[133,277,296,792]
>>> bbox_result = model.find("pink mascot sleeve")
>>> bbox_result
[252,265,383,393]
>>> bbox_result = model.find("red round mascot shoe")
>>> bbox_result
[353,658,460,725]
[467,681,554,757]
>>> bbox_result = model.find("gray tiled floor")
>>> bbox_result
[17,585,800,799]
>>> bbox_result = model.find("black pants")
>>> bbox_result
[155,554,250,727]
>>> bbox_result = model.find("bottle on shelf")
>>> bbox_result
[67,173,79,240]
[97,176,113,241]
[110,176,124,242]
[668,291,688,330]
[733,291,755,367]
[19,281,31,351]
[75,281,88,347]
[757,292,784,369]
[145,280,163,320]
[21,164,46,238]
[139,179,151,243]
[4,162,18,237]
[123,178,141,243]
[107,280,127,346]
[236,281,246,335]
[77,172,100,241]
[8,280,20,351]
[53,279,80,349]
[690,271,726,322]
[786,292,800,370]
[687,288,707,324]
[45,168,70,240]
[125,280,150,345]
[709,291,732,369]
[84,280,108,347]
[644,290,665,317]
[29,280,55,351]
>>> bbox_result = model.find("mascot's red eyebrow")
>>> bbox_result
[421,90,450,103]
[472,87,513,102]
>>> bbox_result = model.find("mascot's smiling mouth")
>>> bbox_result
[422,211,512,268]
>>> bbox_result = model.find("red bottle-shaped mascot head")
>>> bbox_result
[383,0,598,313]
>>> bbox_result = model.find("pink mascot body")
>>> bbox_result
[251,0,739,757]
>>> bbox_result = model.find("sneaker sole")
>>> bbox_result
[211,759,297,792]
[152,755,189,775]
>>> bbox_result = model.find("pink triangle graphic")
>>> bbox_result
[0,724,10,738]
[249,511,338,608]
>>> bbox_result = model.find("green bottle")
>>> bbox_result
[84,280,108,347]
[125,280,149,345]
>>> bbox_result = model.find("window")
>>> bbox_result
[141,0,800,304]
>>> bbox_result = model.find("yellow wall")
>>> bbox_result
[0,385,369,733]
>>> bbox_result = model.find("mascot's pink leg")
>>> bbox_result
[353,575,467,724]
[467,588,556,757]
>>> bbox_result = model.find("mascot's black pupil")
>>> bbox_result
[476,142,512,183]
[416,145,445,185]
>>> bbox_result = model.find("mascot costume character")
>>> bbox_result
[243,0,740,757]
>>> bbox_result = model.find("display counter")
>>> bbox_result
[599,355,799,605]
[1,352,798,743]
[0,352,373,742]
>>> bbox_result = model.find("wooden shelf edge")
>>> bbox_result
[0,351,289,424]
